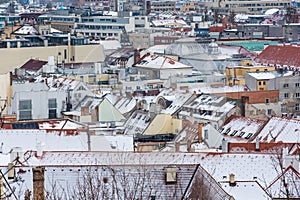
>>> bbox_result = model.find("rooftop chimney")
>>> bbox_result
[229,173,236,187]
[198,123,203,142]
[134,49,141,65]
[255,137,260,151]
[33,167,45,200]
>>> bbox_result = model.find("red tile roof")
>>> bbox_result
[255,45,300,67]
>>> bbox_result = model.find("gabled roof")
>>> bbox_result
[98,98,125,122]
[20,59,47,72]
[123,110,152,135]
[13,24,38,35]
[219,181,270,200]
[114,97,136,115]
[256,116,300,143]
[157,89,196,115]
[266,165,300,198]
[255,45,300,67]
[221,115,266,140]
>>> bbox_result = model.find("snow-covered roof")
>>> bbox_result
[135,54,192,69]
[0,129,88,161]
[157,89,194,115]
[37,76,80,91]
[180,94,236,122]
[264,8,279,16]
[104,93,120,105]
[114,97,136,115]
[266,165,300,198]
[197,85,246,94]
[143,44,169,55]
[13,25,38,35]
[221,116,266,140]
[247,71,277,80]
[256,117,300,143]
[219,181,270,200]
[23,151,280,188]
[90,135,133,151]
[124,111,152,135]
[151,18,187,27]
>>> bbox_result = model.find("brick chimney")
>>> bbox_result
[175,142,180,152]
[134,49,141,65]
[33,167,45,200]
[198,123,203,142]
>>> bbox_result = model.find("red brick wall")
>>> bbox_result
[214,90,279,104]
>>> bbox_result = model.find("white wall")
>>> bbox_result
[160,68,193,80]
[11,82,67,120]
[203,123,224,149]
[0,72,11,114]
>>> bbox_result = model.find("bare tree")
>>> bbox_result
[266,146,300,199]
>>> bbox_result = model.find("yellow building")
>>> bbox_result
[226,64,275,86]
[143,114,182,135]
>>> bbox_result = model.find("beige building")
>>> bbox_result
[128,32,151,49]
[151,1,176,12]
[0,72,12,115]
[0,44,105,74]
[211,0,291,14]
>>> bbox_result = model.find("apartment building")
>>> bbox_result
[75,15,135,40]
[37,14,80,33]
[211,0,291,14]
[150,1,176,13]
[225,65,276,86]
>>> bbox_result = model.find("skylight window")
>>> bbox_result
[245,133,253,139]
[224,129,231,135]
[238,132,245,137]
[230,130,238,136]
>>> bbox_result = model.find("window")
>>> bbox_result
[224,129,230,135]
[245,133,253,139]
[230,130,238,136]
[265,98,270,104]
[263,81,266,85]
[238,132,245,137]
[284,93,289,99]
[19,100,32,120]
[48,98,57,119]
[281,104,286,112]
[204,129,208,139]
[267,109,272,115]
[296,103,300,111]
[274,98,278,103]
[296,93,300,98]
[258,81,261,86]
[283,83,289,88]
[296,83,300,87]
